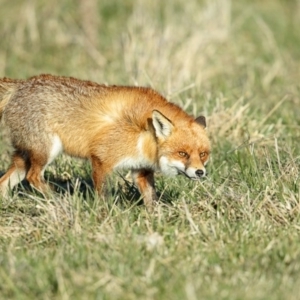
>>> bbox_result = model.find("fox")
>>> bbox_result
[0,74,210,207]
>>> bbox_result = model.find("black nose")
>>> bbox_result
[195,169,204,177]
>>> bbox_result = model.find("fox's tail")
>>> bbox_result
[0,78,20,118]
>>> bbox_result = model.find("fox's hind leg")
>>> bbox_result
[0,150,29,197]
[26,136,63,194]
[26,151,50,194]
[132,169,158,209]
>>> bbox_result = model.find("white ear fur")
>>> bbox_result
[152,110,173,139]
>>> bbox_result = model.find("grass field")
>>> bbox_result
[0,0,300,299]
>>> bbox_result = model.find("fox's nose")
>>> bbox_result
[195,169,205,177]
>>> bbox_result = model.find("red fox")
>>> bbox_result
[0,74,210,207]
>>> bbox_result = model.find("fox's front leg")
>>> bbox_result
[132,169,158,208]
[91,156,109,196]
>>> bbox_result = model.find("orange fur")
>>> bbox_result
[0,74,211,208]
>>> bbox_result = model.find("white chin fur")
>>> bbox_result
[159,156,185,177]
[159,157,206,179]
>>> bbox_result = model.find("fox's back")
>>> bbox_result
[4,74,193,129]
[1,74,195,158]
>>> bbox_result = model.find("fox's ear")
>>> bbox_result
[195,116,206,128]
[152,110,173,139]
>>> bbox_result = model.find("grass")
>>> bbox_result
[0,0,300,299]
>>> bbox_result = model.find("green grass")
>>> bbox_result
[0,0,300,299]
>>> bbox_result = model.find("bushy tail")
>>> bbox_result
[0,78,20,118]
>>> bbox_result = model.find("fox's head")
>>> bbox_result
[152,110,210,180]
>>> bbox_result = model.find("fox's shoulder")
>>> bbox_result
[105,86,195,126]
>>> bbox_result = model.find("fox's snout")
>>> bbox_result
[195,169,205,177]
[184,166,206,180]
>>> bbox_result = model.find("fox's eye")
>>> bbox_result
[200,152,207,159]
[178,151,188,158]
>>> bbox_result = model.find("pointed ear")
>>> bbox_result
[195,116,206,128]
[152,110,173,139]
